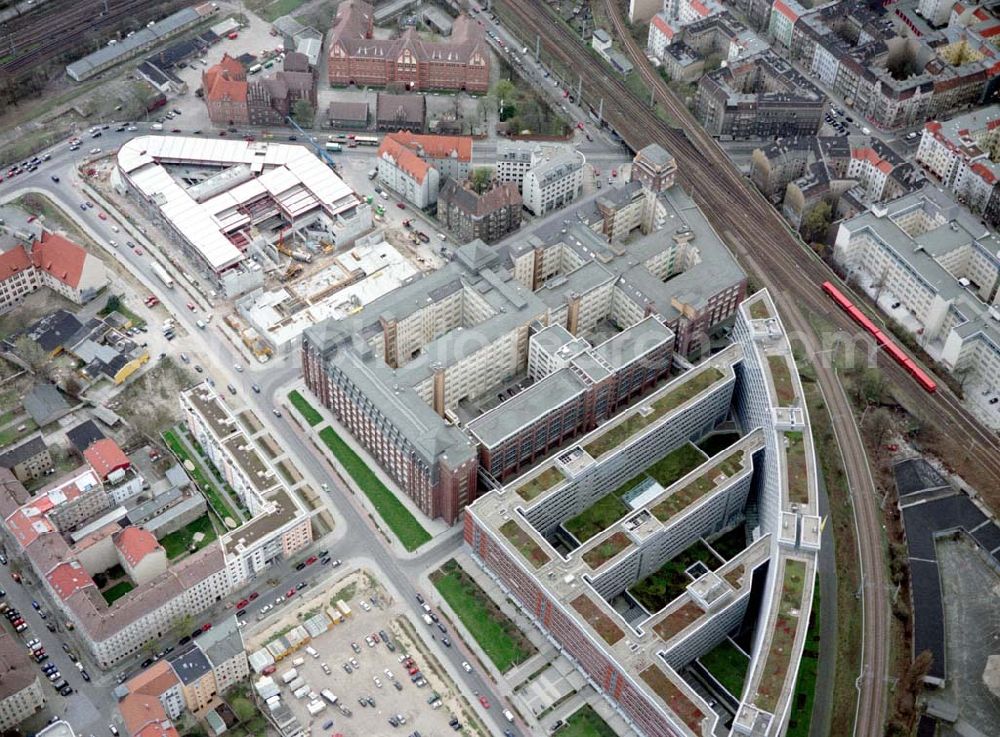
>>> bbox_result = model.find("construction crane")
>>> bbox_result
[285,115,337,169]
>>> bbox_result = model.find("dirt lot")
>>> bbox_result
[107,355,195,437]
[250,569,488,737]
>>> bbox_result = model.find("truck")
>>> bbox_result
[306,700,325,716]
[280,668,298,684]
[368,168,378,180]
[150,262,174,288]
[248,63,262,74]
[320,689,338,706]
[325,142,342,152]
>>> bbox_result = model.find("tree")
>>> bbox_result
[492,78,515,103]
[801,201,832,243]
[470,167,492,194]
[13,336,47,374]
[854,367,887,407]
[865,407,894,449]
[102,294,121,316]
[171,613,194,640]
[63,375,82,399]
[291,100,314,127]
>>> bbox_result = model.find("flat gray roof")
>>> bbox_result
[467,367,588,447]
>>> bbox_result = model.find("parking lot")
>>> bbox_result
[257,570,489,737]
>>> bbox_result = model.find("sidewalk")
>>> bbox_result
[279,380,451,555]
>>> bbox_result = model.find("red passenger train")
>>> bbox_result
[821,281,938,393]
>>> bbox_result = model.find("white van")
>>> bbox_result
[305,646,319,659]
[151,123,163,131]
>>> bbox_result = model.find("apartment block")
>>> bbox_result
[916,106,1000,226]
[302,145,746,524]
[789,2,1000,129]
[438,178,523,244]
[495,140,540,188]
[0,435,52,484]
[83,438,145,505]
[376,133,472,209]
[180,384,312,588]
[522,149,585,215]
[0,633,44,731]
[695,50,825,139]
[465,290,819,737]
[833,186,1000,397]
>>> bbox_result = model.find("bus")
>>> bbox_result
[354,135,379,147]
[325,142,342,153]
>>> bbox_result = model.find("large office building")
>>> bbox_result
[327,0,489,93]
[115,136,371,297]
[465,289,820,737]
[833,186,1000,400]
[301,145,746,524]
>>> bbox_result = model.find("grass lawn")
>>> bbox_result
[0,419,35,449]
[317,425,430,551]
[162,429,238,526]
[630,540,721,611]
[561,705,617,737]
[786,586,821,737]
[258,0,307,22]
[102,581,135,605]
[159,515,218,560]
[288,390,323,427]
[430,559,537,672]
[700,639,750,697]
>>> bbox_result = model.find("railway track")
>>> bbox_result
[0,0,159,77]
[495,1,1000,734]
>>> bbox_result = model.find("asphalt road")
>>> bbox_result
[0,130,526,737]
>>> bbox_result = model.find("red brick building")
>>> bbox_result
[327,0,489,93]
[202,54,317,127]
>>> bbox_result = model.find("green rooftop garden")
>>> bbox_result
[566,444,707,543]
[639,665,705,734]
[653,599,704,641]
[516,465,565,502]
[754,559,807,713]
[785,432,810,505]
[582,531,632,569]
[651,450,746,523]
[630,540,721,612]
[500,519,550,569]
[767,355,797,405]
[584,368,725,458]
[570,594,624,645]
[749,301,771,320]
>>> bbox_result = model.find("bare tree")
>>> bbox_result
[13,336,47,375]
[865,407,894,449]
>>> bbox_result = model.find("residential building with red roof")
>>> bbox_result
[115,527,167,586]
[83,438,145,504]
[916,104,1000,226]
[118,661,184,737]
[0,229,107,315]
[327,0,489,92]
[376,132,473,208]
